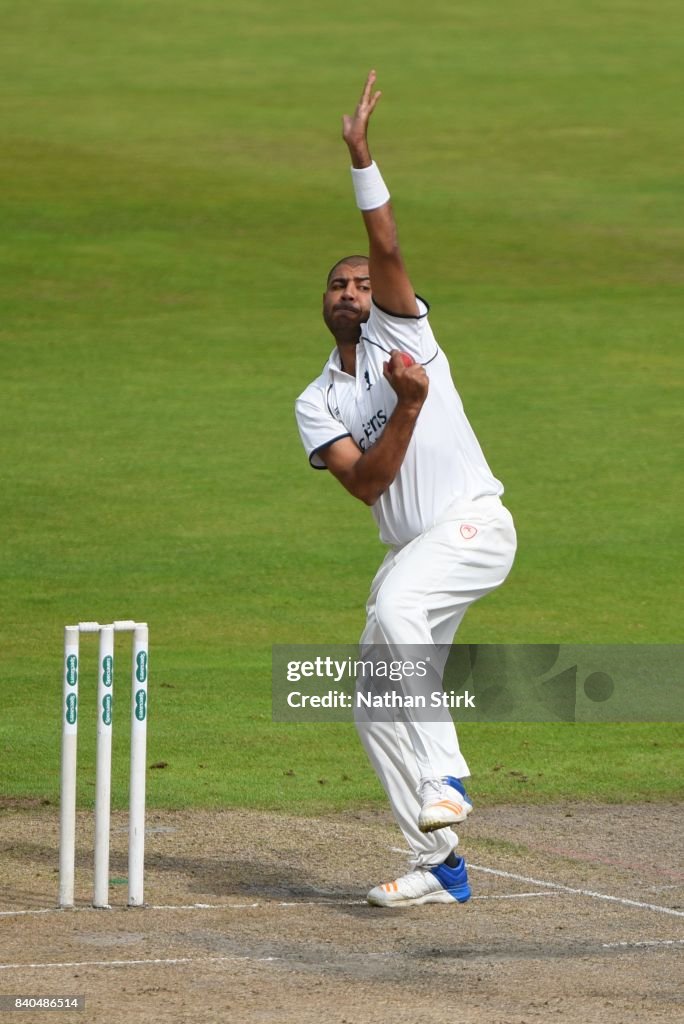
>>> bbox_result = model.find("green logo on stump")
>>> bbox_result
[102,655,113,687]
[66,655,78,686]
[66,693,78,725]
[135,689,147,721]
[136,651,147,683]
[102,694,112,726]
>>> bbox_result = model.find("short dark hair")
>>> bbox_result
[326,254,369,286]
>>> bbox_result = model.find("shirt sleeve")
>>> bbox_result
[363,296,438,364]
[295,388,352,470]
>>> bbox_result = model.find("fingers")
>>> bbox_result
[383,354,397,380]
[343,71,382,142]
[385,351,403,375]
[383,352,429,405]
[359,70,381,114]
[360,69,376,105]
[385,352,425,385]
[368,89,382,114]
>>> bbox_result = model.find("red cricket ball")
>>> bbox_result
[398,352,415,367]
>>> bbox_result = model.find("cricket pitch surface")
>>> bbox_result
[1,803,682,1023]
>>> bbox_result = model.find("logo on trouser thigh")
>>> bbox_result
[460,524,478,539]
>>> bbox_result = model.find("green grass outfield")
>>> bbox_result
[1,1,682,814]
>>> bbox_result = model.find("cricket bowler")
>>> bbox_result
[295,71,517,907]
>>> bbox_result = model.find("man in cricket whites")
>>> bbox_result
[295,72,517,907]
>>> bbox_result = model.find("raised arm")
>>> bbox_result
[342,71,419,317]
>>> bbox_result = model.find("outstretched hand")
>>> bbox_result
[342,70,382,162]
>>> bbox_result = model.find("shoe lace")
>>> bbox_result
[399,869,435,898]
[419,778,444,803]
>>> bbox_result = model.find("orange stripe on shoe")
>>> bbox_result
[433,799,465,814]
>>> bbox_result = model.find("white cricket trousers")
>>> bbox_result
[355,495,516,868]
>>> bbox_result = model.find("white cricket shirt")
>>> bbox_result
[295,298,503,547]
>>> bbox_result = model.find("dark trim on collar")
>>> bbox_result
[362,336,392,356]
[372,295,430,320]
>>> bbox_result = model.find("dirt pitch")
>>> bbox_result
[1,802,682,1024]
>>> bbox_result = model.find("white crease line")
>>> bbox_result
[602,939,684,949]
[0,893,558,918]
[0,892,557,917]
[0,901,364,918]
[0,904,259,918]
[151,903,261,910]
[275,900,365,907]
[469,864,684,918]
[471,892,560,901]
[0,955,281,972]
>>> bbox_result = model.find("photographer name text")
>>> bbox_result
[286,690,476,709]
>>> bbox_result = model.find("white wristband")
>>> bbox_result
[351,161,390,211]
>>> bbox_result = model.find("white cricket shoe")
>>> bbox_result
[367,856,471,908]
[418,775,473,833]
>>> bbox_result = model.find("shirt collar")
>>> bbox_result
[326,345,359,379]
